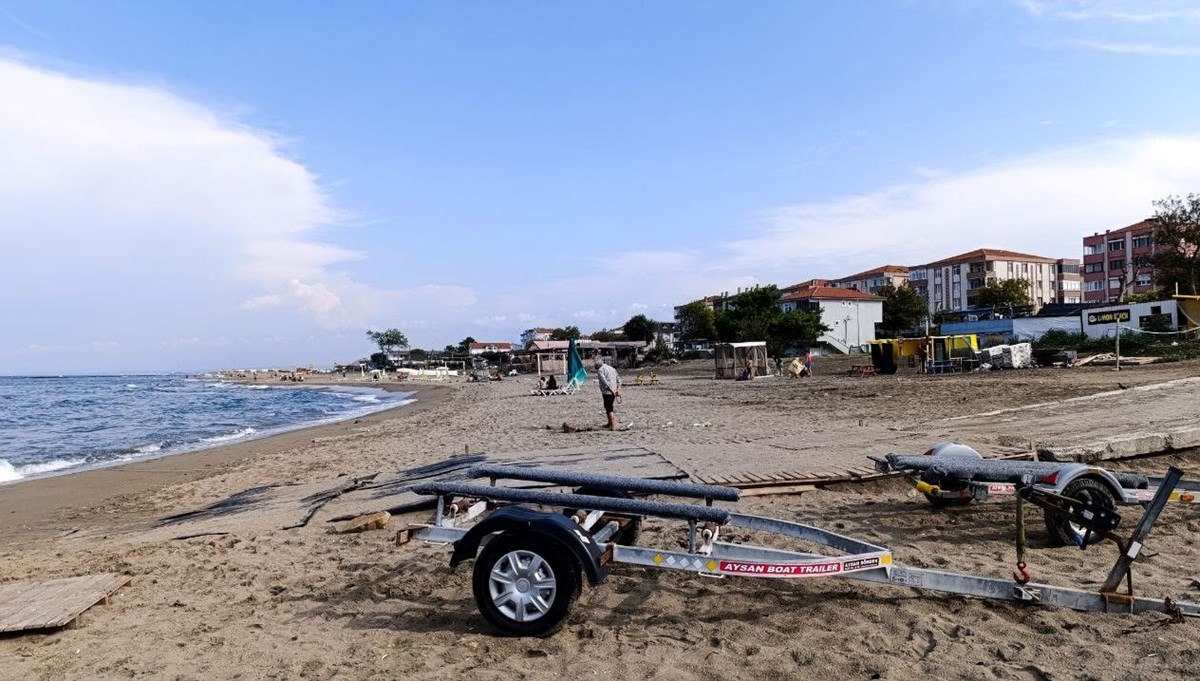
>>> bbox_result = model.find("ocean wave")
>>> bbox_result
[200,427,257,443]
[352,394,381,403]
[125,383,140,389]
[0,457,89,482]
[136,442,164,454]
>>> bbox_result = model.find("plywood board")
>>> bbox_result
[0,573,129,633]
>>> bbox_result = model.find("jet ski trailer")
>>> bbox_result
[873,443,1200,547]
[393,462,1199,636]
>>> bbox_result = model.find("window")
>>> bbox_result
[952,283,961,296]
[910,270,927,281]
[953,264,961,275]
[1022,262,1029,273]
[1084,244,1103,256]
[1059,263,1080,274]
[1086,281,1104,291]
[1109,259,1125,270]
[1109,277,1121,289]
[1151,305,1162,315]
[1084,262,1103,274]
[1136,274,1153,286]
[1108,240,1125,251]
[1061,280,1081,291]
[1133,235,1151,248]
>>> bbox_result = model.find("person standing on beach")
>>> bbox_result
[593,355,622,430]
[804,349,813,377]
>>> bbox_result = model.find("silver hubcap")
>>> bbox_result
[488,550,557,622]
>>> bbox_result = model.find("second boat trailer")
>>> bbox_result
[395,462,1200,636]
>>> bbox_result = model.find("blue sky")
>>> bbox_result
[3,0,1200,373]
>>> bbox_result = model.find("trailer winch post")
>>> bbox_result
[1101,466,1183,606]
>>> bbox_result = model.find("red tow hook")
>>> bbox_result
[1013,561,1031,585]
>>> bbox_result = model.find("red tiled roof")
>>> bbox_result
[831,265,908,283]
[469,342,513,350]
[913,249,1056,269]
[780,286,881,301]
[780,279,829,293]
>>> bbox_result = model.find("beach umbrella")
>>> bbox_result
[567,338,587,386]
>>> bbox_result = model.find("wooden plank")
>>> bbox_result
[0,574,129,634]
[738,484,817,497]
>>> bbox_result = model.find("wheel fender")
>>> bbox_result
[449,506,607,585]
[1053,466,1124,500]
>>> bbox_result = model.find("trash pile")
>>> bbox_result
[977,342,1033,370]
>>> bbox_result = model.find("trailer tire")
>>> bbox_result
[563,486,642,546]
[1044,477,1117,547]
[472,532,580,637]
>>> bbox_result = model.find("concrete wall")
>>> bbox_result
[818,299,883,351]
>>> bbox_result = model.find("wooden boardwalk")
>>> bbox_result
[0,573,129,633]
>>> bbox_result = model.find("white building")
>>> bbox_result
[778,285,883,353]
[468,342,513,356]
[519,327,555,347]
[1081,300,1178,339]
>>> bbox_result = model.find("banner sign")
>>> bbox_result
[1087,309,1130,325]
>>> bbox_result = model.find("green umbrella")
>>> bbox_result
[567,338,587,387]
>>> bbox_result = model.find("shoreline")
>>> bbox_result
[0,381,452,532]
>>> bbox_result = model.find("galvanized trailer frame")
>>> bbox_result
[395,462,1200,636]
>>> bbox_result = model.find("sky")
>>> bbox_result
[2,0,1200,374]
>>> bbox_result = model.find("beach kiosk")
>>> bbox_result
[714,342,769,379]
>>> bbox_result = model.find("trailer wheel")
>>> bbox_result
[920,472,972,508]
[472,532,580,637]
[1044,477,1117,547]
[563,486,642,546]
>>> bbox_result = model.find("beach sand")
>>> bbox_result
[3,361,1200,680]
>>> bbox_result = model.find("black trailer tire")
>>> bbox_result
[1044,477,1117,547]
[563,486,642,546]
[472,532,581,637]
[920,471,973,508]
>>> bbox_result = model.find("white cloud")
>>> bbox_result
[0,58,483,372]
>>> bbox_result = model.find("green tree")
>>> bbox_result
[713,286,829,356]
[409,348,428,360]
[550,326,581,341]
[770,309,828,355]
[977,278,1032,309]
[675,300,717,341]
[645,334,674,363]
[1144,194,1200,296]
[457,336,477,354]
[878,283,927,337]
[366,328,408,355]
[589,329,623,342]
[623,314,658,344]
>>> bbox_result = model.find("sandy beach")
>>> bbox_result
[3,361,1200,680]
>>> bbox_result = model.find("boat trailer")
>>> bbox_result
[872,443,1200,547]
[394,462,1200,636]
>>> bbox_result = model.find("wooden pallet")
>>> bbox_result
[0,573,129,633]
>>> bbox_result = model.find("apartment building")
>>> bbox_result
[1056,258,1082,304]
[908,249,1061,314]
[1081,219,1157,303]
[829,265,909,295]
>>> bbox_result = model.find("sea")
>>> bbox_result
[0,375,414,484]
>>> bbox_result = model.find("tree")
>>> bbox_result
[976,278,1031,309]
[409,348,428,360]
[675,300,717,341]
[645,334,674,363]
[550,326,581,341]
[366,328,408,355]
[623,314,658,344]
[589,329,623,342]
[457,336,477,354]
[1145,194,1200,296]
[770,309,828,355]
[878,283,927,337]
[713,285,829,356]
